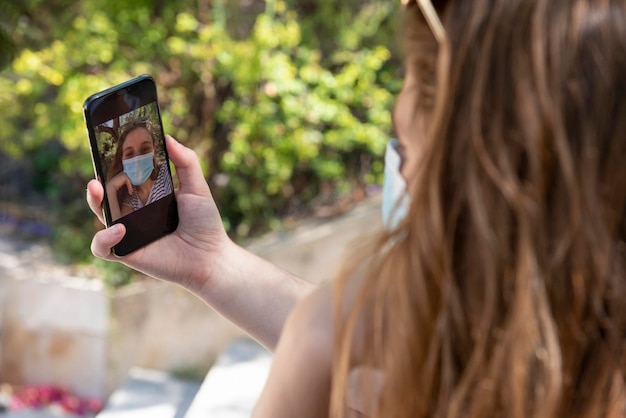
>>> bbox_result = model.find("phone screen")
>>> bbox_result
[84,75,178,256]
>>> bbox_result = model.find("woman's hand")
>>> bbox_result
[105,171,133,198]
[104,171,133,221]
[87,135,230,293]
[86,135,315,350]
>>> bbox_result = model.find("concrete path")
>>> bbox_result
[92,339,269,418]
[96,369,201,418]
[184,338,272,418]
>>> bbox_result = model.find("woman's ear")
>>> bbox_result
[393,65,421,143]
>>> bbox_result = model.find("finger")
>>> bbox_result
[165,135,211,197]
[91,223,126,259]
[86,179,105,225]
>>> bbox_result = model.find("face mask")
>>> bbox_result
[122,152,154,186]
[382,139,411,230]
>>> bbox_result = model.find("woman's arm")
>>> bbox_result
[203,242,318,350]
[252,283,334,418]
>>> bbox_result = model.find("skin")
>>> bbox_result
[392,68,421,181]
[106,127,156,220]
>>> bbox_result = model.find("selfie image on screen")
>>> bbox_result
[95,102,173,221]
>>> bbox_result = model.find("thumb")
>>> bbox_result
[165,135,211,196]
[91,223,126,259]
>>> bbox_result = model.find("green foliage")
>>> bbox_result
[166,2,399,235]
[0,2,19,68]
[0,0,401,286]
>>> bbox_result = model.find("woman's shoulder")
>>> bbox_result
[284,271,367,355]
[285,281,334,343]
[151,162,173,197]
[283,273,383,416]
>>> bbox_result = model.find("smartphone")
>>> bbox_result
[83,74,178,256]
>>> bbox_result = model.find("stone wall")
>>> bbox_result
[247,195,382,285]
[0,275,107,399]
[0,274,244,399]
[106,281,244,394]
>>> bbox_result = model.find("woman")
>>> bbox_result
[88,0,626,416]
[254,0,626,417]
[106,118,173,221]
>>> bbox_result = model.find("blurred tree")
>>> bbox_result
[0,1,19,69]
[0,0,401,283]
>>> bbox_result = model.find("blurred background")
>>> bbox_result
[0,0,400,416]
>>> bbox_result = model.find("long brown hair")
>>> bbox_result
[332,1,626,417]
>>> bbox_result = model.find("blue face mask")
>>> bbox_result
[123,152,154,186]
[382,139,411,230]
